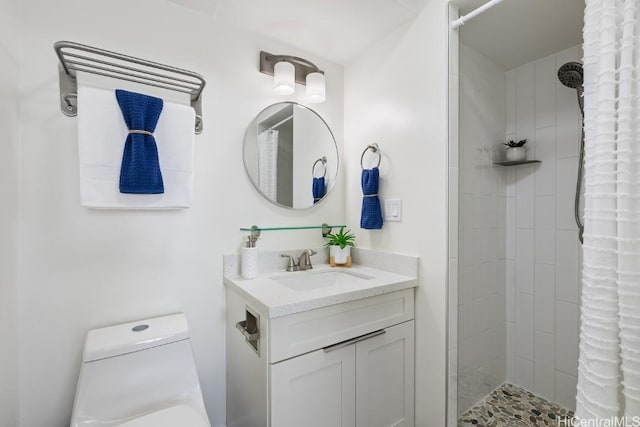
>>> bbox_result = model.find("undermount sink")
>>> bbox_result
[271,269,374,291]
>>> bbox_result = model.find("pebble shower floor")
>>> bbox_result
[458,383,574,426]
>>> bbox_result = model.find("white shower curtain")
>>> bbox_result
[257,129,279,200]
[577,0,640,419]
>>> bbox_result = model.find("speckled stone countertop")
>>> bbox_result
[224,248,418,318]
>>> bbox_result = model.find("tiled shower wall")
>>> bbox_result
[504,46,582,411]
[457,44,583,416]
[458,44,507,415]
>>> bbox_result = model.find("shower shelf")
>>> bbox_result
[493,160,541,167]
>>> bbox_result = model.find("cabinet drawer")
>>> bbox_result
[269,288,414,363]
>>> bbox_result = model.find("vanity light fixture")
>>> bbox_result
[273,61,295,95]
[260,51,326,103]
[306,72,326,103]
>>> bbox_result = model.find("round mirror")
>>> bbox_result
[243,102,339,209]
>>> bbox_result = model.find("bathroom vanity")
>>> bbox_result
[224,249,418,427]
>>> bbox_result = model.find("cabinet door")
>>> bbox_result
[356,321,415,427]
[270,344,356,427]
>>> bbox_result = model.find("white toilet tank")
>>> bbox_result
[70,313,211,427]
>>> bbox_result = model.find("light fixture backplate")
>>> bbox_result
[260,51,324,85]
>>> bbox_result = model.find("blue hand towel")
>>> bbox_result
[313,177,326,204]
[360,167,383,229]
[115,89,164,194]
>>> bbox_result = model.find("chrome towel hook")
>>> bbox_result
[360,143,381,169]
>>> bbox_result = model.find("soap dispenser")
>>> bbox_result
[241,236,258,279]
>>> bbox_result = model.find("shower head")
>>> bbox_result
[558,62,583,89]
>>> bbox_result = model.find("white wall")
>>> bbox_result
[17,1,344,426]
[457,44,507,415]
[344,0,449,424]
[0,0,20,425]
[504,46,582,410]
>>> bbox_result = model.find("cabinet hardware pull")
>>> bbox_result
[323,329,386,353]
[236,320,260,342]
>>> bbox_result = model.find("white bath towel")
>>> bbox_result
[77,86,195,209]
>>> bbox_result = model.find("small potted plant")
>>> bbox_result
[324,227,356,265]
[504,139,528,162]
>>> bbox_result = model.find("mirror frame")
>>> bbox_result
[242,102,339,210]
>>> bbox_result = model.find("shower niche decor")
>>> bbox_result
[243,102,338,209]
[494,139,541,166]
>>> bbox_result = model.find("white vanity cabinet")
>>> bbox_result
[271,320,414,427]
[226,285,415,427]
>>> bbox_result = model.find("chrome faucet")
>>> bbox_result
[280,254,299,272]
[298,249,317,271]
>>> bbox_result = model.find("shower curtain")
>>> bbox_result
[576,0,640,419]
[257,129,279,200]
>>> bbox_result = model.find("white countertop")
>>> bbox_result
[224,264,418,318]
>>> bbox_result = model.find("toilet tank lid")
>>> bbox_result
[83,313,189,362]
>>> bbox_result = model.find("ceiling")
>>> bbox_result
[168,0,428,64]
[454,0,584,69]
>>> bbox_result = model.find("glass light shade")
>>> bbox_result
[306,72,326,103]
[273,61,295,95]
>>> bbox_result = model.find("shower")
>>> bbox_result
[558,61,585,243]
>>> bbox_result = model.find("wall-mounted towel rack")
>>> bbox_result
[361,143,381,169]
[54,41,206,134]
[312,156,327,178]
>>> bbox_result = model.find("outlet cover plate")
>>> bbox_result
[384,199,402,222]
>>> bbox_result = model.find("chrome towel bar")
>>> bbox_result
[54,41,206,134]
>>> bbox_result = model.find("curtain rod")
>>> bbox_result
[451,0,505,29]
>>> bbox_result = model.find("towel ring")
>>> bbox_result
[312,156,327,178]
[360,143,381,169]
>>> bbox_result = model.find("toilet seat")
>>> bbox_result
[117,404,209,427]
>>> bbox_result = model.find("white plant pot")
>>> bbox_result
[330,245,351,264]
[506,146,526,162]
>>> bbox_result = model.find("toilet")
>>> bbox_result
[70,313,211,427]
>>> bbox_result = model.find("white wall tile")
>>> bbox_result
[556,158,579,230]
[458,44,508,409]
[447,349,458,426]
[535,56,556,129]
[534,264,556,334]
[535,227,556,265]
[449,167,459,260]
[516,166,535,228]
[504,46,582,398]
[506,197,516,257]
[556,231,580,304]
[555,371,578,411]
[534,332,555,402]
[516,293,534,359]
[516,229,534,294]
[460,337,473,370]
[516,357,534,391]
[556,301,579,377]
[506,70,516,136]
[449,259,458,351]
[507,322,516,383]
[506,260,516,322]
[497,322,507,381]
[506,168,516,197]
[460,264,473,308]
[449,75,459,168]
[515,63,535,143]
[535,196,555,230]
[534,126,556,195]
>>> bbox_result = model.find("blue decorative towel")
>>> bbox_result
[115,89,164,194]
[360,167,383,229]
[313,177,326,204]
